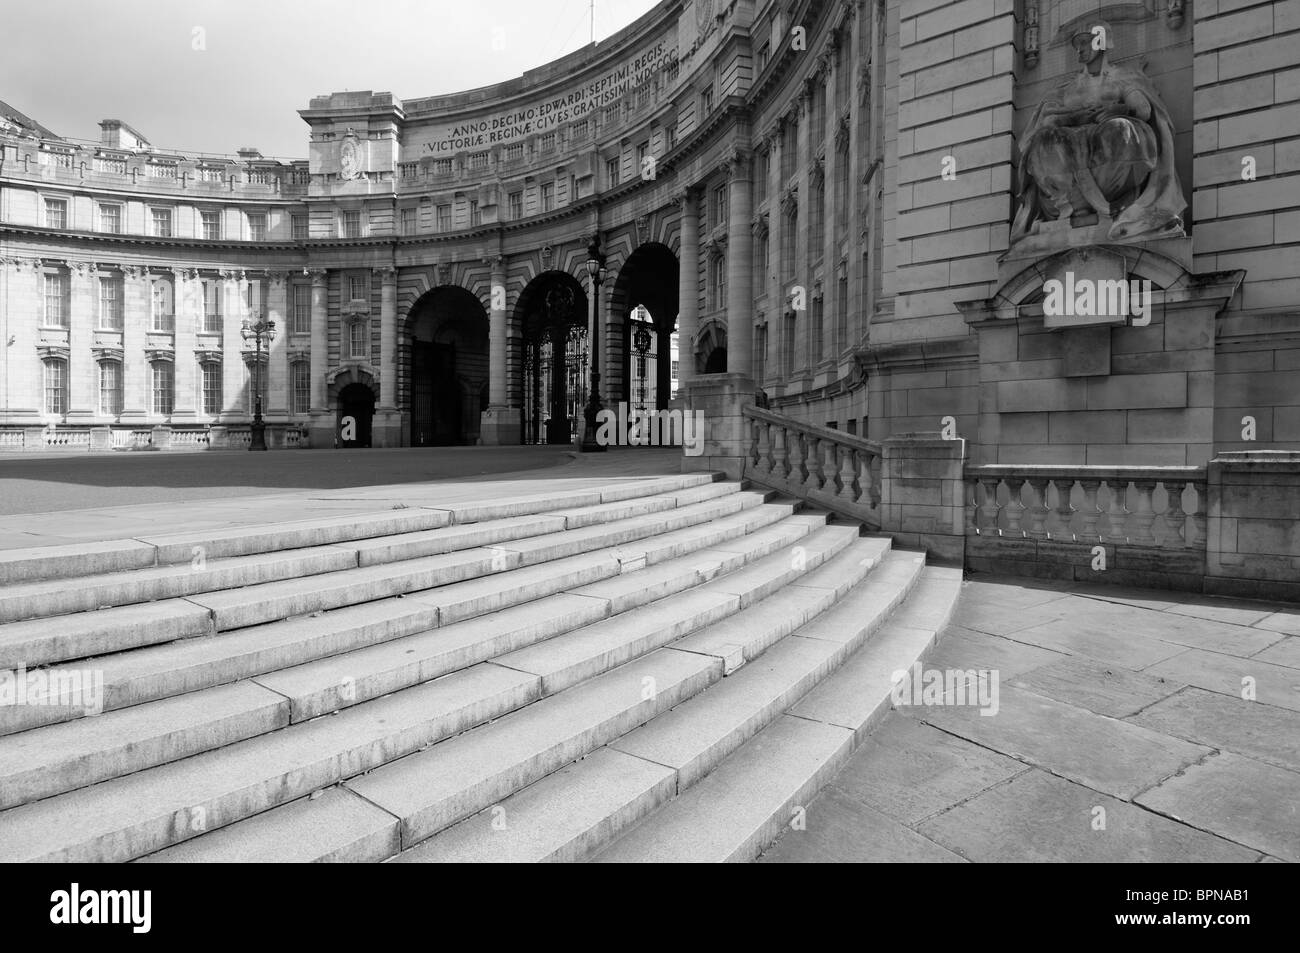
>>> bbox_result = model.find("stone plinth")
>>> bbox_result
[1206,451,1300,601]
[678,373,756,480]
[879,432,967,563]
[478,406,521,446]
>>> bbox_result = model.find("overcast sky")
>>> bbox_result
[3,0,661,159]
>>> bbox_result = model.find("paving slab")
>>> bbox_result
[924,625,1068,680]
[1135,751,1300,863]
[1004,610,1190,670]
[916,685,1213,800]
[1255,636,1300,670]
[1143,649,1300,713]
[758,786,966,863]
[1010,655,1185,718]
[1129,687,1300,774]
[917,770,1261,863]
[1255,612,1300,636]
[820,715,1026,826]
[1163,600,1276,628]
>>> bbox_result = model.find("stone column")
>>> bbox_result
[374,265,402,447]
[308,268,331,445]
[725,150,754,379]
[220,269,245,422]
[480,255,520,445]
[66,260,96,422]
[265,272,289,416]
[676,187,699,384]
[172,267,198,422]
[121,266,148,420]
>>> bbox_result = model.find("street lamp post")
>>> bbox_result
[580,237,607,452]
[241,311,276,451]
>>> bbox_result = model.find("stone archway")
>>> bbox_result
[697,321,728,375]
[326,364,378,448]
[404,285,489,446]
[610,242,679,409]
[515,270,589,445]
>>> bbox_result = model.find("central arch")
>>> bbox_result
[514,270,589,445]
[403,285,489,447]
[609,242,679,410]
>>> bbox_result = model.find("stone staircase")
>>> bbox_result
[0,471,960,863]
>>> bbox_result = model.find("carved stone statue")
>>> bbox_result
[1011,22,1185,245]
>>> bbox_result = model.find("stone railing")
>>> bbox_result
[963,464,1210,590]
[43,429,91,449]
[111,429,154,449]
[964,466,1208,548]
[169,429,211,448]
[0,429,24,450]
[742,405,883,529]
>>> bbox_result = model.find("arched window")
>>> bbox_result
[150,360,174,416]
[98,360,123,416]
[200,361,222,416]
[43,358,67,415]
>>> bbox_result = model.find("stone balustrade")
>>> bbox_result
[742,405,884,529]
[965,465,1208,549]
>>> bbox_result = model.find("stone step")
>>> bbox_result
[0,477,741,637]
[592,714,856,863]
[0,511,825,803]
[390,747,676,864]
[0,500,798,736]
[385,542,915,864]
[0,648,716,863]
[147,534,896,862]
[0,472,720,587]
[0,662,542,862]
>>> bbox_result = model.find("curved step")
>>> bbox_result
[127,534,891,863]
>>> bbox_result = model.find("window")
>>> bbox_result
[711,254,727,311]
[348,275,368,302]
[671,360,679,380]
[151,207,173,237]
[701,87,714,116]
[810,294,824,365]
[341,210,361,239]
[756,151,769,203]
[201,362,222,415]
[248,212,267,241]
[44,359,67,415]
[201,210,221,240]
[99,361,123,417]
[665,124,678,152]
[400,207,416,235]
[202,281,222,333]
[540,181,555,212]
[151,278,175,331]
[151,361,174,415]
[810,176,825,257]
[714,184,728,229]
[291,282,310,333]
[349,321,368,359]
[436,204,452,232]
[758,42,771,72]
[757,231,769,278]
[292,214,308,240]
[99,203,121,233]
[469,199,481,227]
[43,271,69,327]
[606,157,621,188]
[783,312,796,378]
[99,275,124,330]
[508,191,523,220]
[637,140,650,170]
[291,361,311,414]
[44,198,67,229]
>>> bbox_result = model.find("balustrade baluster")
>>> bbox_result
[773,426,789,481]
[793,432,809,485]
[1079,479,1103,541]
[824,440,840,494]
[1004,477,1027,536]
[1027,477,1051,538]
[839,447,859,505]
[1105,479,1130,542]
[1052,478,1076,539]
[753,421,772,475]
[1132,479,1158,544]
[1164,479,1188,547]
[807,436,824,490]
[1189,483,1207,549]
[964,479,978,535]
[978,476,1001,534]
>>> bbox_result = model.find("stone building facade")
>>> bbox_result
[0,0,1295,462]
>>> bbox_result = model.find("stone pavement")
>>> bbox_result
[762,575,1300,863]
[0,447,683,551]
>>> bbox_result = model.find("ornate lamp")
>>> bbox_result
[240,312,276,451]
[580,238,607,452]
